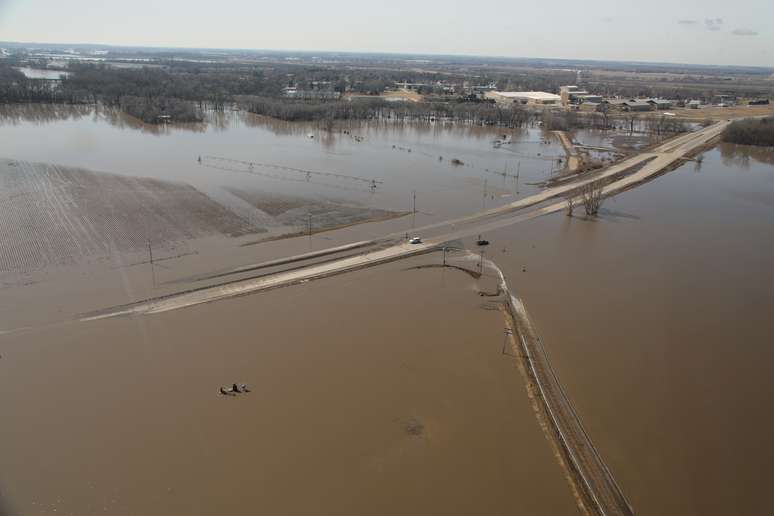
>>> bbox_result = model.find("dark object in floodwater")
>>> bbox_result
[220,383,250,396]
[405,417,424,437]
[477,239,490,246]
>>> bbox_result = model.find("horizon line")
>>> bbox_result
[2,39,774,71]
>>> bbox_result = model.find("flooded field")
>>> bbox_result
[0,104,565,285]
[478,142,774,515]
[0,104,564,226]
[0,256,577,516]
[0,159,255,273]
[2,100,773,515]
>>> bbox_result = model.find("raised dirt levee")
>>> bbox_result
[555,130,582,172]
[501,279,634,516]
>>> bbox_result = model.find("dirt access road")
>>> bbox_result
[554,130,582,172]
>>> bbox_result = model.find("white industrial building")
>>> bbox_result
[485,91,561,105]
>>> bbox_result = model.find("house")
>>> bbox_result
[560,85,591,105]
[394,81,432,91]
[749,98,770,105]
[687,100,702,109]
[713,94,736,106]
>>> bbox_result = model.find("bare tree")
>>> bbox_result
[626,113,638,135]
[565,196,576,216]
[598,102,610,130]
[581,181,604,216]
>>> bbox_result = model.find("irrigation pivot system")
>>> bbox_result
[200,155,384,191]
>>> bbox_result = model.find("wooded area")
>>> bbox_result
[723,117,774,146]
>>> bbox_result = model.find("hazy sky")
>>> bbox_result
[0,0,771,66]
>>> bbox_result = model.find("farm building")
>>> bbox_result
[621,100,654,112]
[577,94,604,104]
[601,99,631,111]
[648,99,673,109]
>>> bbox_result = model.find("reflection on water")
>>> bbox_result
[719,141,774,167]
[0,103,93,125]
[0,104,535,143]
[0,104,565,226]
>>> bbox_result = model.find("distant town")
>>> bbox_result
[1,42,773,128]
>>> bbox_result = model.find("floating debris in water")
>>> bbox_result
[405,417,425,437]
[219,383,251,397]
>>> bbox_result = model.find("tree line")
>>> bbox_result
[236,95,536,127]
[722,117,774,147]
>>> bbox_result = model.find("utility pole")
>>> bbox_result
[148,239,156,287]
[412,190,416,230]
[308,213,313,249]
[442,247,447,267]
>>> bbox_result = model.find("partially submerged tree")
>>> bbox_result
[581,181,604,216]
[565,195,576,216]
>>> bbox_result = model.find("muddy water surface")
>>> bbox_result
[0,104,563,226]
[4,102,773,515]
[478,143,774,515]
[0,256,576,516]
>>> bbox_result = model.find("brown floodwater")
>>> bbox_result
[473,142,774,515]
[3,102,774,515]
[0,256,576,516]
[0,104,564,229]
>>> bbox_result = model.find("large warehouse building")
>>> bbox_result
[485,91,561,105]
